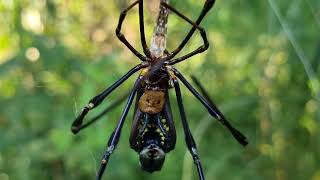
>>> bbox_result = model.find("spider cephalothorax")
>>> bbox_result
[71,0,248,180]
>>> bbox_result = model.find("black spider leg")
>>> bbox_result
[172,77,205,180]
[160,2,209,65]
[164,0,216,60]
[155,113,168,138]
[138,0,151,57]
[162,91,176,151]
[173,68,248,146]
[190,76,248,145]
[71,64,143,134]
[116,0,148,61]
[96,77,142,180]
[190,76,215,107]
[72,92,129,134]
[138,113,150,135]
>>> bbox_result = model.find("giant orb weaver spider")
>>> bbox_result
[71,0,248,179]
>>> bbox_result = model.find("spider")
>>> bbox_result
[71,0,248,179]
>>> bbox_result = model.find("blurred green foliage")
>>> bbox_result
[0,0,320,179]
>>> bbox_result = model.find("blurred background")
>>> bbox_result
[0,0,319,179]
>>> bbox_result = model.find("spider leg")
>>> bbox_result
[162,92,177,151]
[173,68,248,146]
[72,92,128,134]
[96,77,142,180]
[164,0,216,60]
[160,2,209,65]
[116,0,148,61]
[172,77,205,180]
[190,75,215,107]
[71,64,143,134]
[138,0,151,57]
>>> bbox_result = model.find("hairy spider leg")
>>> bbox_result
[116,0,148,61]
[173,68,248,146]
[71,64,143,134]
[96,77,143,180]
[172,76,205,180]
